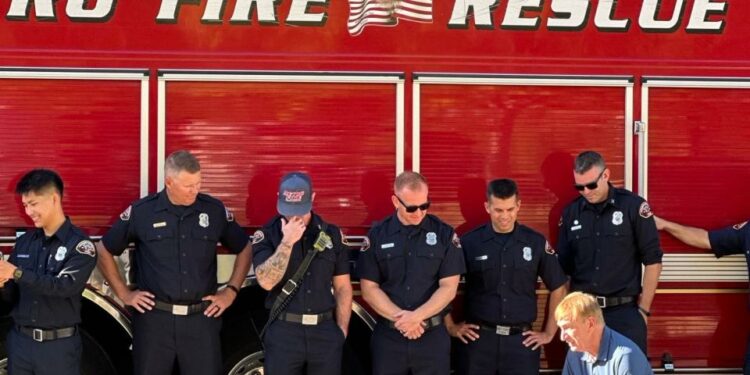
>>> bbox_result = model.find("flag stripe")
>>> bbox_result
[348,0,433,36]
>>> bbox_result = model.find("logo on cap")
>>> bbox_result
[283,190,306,203]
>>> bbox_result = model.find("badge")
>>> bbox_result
[381,243,394,249]
[225,208,234,222]
[426,232,437,246]
[522,247,532,261]
[251,230,265,245]
[199,213,209,228]
[733,221,747,230]
[612,211,623,226]
[639,202,653,219]
[475,255,488,261]
[451,233,462,248]
[153,222,167,228]
[55,246,67,261]
[545,241,556,255]
[75,240,96,257]
[120,205,132,221]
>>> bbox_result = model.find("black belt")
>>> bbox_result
[153,300,210,316]
[382,314,443,330]
[595,295,636,309]
[278,311,334,326]
[477,323,531,336]
[17,325,76,342]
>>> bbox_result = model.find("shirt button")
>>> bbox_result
[596,232,600,236]
[408,252,412,256]
[307,308,312,312]
[203,235,208,240]
[597,249,601,252]
[184,289,188,293]
[182,253,187,257]
[502,315,507,319]
[503,298,507,302]
[502,281,506,285]
[307,272,311,276]
[502,264,507,268]
[33,301,38,305]
[32,319,36,323]
[181,235,186,239]
[595,267,599,271]
[307,290,312,294]
[157,235,162,239]
[182,271,187,275]
[593,283,598,287]
[406,286,410,290]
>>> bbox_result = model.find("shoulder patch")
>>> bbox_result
[251,230,265,245]
[545,240,556,255]
[75,240,96,257]
[451,232,462,249]
[639,202,653,219]
[558,216,563,227]
[120,205,132,221]
[225,208,235,222]
[733,221,748,230]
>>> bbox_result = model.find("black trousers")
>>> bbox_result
[132,309,222,375]
[603,303,648,356]
[7,326,82,375]
[263,319,345,375]
[371,322,450,375]
[456,330,539,375]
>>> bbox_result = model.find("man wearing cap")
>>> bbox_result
[557,151,663,355]
[252,172,353,375]
[357,171,465,375]
[0,169,97,375]
[96,150,252,375]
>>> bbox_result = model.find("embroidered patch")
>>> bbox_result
[283,190,305,202]
[733,221,748,230]
[199,213,209,228]
[75,240,96,257]
[558,216,563,227]
[451,233,462,248]
[426,232,437,246]
[251,230,265,245]
[225,208,234,222]
[523,247,532,261]
[120,205,132,221]
[55,246,67,261]
[612,211,624,226]
[639,202,653,219]
[545,241,556,255]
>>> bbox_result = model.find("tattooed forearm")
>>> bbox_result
[256,242,293,290]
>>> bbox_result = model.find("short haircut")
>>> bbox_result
[394,171,428,193]
[165,150,201,177]
[16,169,64,198]
[486,178,518,201]
[554,292,604,325]
[574,151,606,174]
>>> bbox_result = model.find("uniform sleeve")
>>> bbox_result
[101,205,135,256]
[438,231,465,278]
[219,207,249,254]
[251,228,275,269]
[17,239,97,298]
[708,223,747,258]
[632,200,663,265]
[1,246,20,304]
[356,228,382,283]
[556,213,574,275]
[614,349,653,375]
[538,239,567,291]
[333,229,350,276]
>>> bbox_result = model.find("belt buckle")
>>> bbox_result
[32,329,44,342]
[596,296,607,308]
[301,314,319,325]
[495,325,510,336]
[281,280,298,295]
[172,304,189,316]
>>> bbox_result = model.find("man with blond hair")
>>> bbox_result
[556,292,652,375]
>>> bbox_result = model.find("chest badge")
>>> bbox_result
[522,247,532,261]
[199,213,210,228]
[426,232,437,246]
[55,246,67,261]
[612,211,624,226]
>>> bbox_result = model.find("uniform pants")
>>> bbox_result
[456,331,539,375]
[7,326,82,375]
[132,309,222,375]
[371,322,450,375]
[744,336,750,375]
[603,303,647,356]
[263,319,345,375]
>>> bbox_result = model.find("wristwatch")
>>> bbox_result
[13,268,23,281]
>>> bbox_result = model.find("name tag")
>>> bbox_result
[153,222,167,228]
[381,243,394,249]
[474,255,488,261]
[570,225,582,231]
[17,254,30,259]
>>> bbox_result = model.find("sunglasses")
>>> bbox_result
[395,195,431,213]
[574,169,605,191]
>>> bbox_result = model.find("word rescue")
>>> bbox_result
[4,0,728,34]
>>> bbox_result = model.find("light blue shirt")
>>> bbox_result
[563,326,653,375]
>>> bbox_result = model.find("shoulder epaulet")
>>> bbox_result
[516,224,544,241]
[131,193,158,208]
[196,193,225,208]
[463,223,485,238]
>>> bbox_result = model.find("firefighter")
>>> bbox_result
[445,178,568,374]
[557,151,663,355]
[358,171,465,375]
[0,169,97,375]
[252,172,353,375]
[96,150,252,375]
[654,215,750,374]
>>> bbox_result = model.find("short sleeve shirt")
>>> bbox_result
[562,326,653,375]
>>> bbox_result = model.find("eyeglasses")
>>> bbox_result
[574,169,605,191]
[395,195,431,213]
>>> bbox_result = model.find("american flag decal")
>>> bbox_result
[348,0,433,36]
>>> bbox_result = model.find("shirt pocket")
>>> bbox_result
[512,249,536,296]
[375,247,405,281]
[416,247,446,280]
[467,256,495,292]
[313,248,337,277]
[192,228,219,262]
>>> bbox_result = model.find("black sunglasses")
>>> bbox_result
[574,169,605,191]
[395,195,431,213]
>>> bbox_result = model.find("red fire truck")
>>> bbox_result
[1,0,748,373]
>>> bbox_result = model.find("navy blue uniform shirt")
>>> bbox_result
[462,222,567,325]
[557,185,663,297]
[709,219,750,274]
[252,212,349,313]
[4,217,96,328]
[357,213,465,311]
[102,191,248,304]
